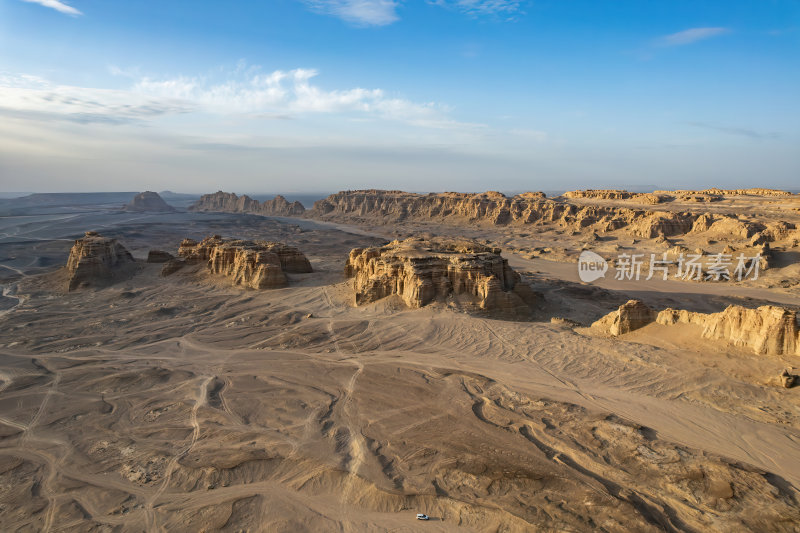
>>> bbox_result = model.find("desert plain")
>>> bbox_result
[1,188,800,532]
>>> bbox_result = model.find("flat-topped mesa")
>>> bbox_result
[177,235,312,289]
[344,237,537,315]
[592,300,800,357]
[66,231,136,291]
[122,191,176,212]
[189,191,305,216]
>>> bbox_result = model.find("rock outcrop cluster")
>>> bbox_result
[592,300,800,357]
[344,237,537,315]
[122,191,176,212]
[177,235,312,289]
[309,190,797,246]
[66,231,136,291]
[189,191,305,217]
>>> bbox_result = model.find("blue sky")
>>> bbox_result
[0,0,797,193]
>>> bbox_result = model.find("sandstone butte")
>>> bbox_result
[309,189,798,245]
[344,237,537,316]
[65,231,136,291]
[592,299,800,357]
[189,191,305,216]
[177,235,312,289]
[122,191,176,213]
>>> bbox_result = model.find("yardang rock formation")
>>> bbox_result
[178,235,312,289]
[345,237,537,315]
[189,191,305,217]
[592,300,800,357]
[308,189,798,246]
[65,231,136,291]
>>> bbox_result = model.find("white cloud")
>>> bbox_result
[20,0,82,16]
[302,0,400,26]
[657,27,730,46]
[429,0,524,17]
[131,67,474,128]
[0,67,476,130]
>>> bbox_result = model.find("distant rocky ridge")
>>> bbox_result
[122,191,176,213]
[177,235,312,289]
[189,191,305,216]
[65,231,136,291]
[344,237,537,315]
[656,188,793,198]
[591,299,800,357]
[564,190,664,204]
[309,189,797,245]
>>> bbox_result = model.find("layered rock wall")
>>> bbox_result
[657,305,800,357]
[592,300,800,357]
[590,300,656,336]
[178,235,311,289]
[310,190,795,245]
[344,238,536,315]
[66,231,136,290]
[189,191,305,216]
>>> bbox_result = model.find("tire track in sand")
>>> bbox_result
[144,375,211,532]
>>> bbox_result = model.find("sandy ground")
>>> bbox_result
[1,203,799,532]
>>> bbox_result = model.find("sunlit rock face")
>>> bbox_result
[592,299,800,357]
[591,300,656,336]
[310,189,798,245]
[657,305,800,357]
[345,237,537,316]
[66,231,136,291]
[177,235,311,289]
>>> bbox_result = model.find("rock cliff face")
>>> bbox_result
[344,237,537,315]
[657,305,800,357]
[590,300,656,336]
[189,191,305,216]
[311,190,701,238]
[122,191,176,212]
[66,231,136,291]
[592,300,800,357]
[310,190,798,246]
[177,235,311,289]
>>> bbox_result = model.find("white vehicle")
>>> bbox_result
[416,513,430,520]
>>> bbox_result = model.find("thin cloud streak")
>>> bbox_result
[429,0,524,17]
[301,0,400,26]
[657,27,730,46]
[20,0,82,16]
